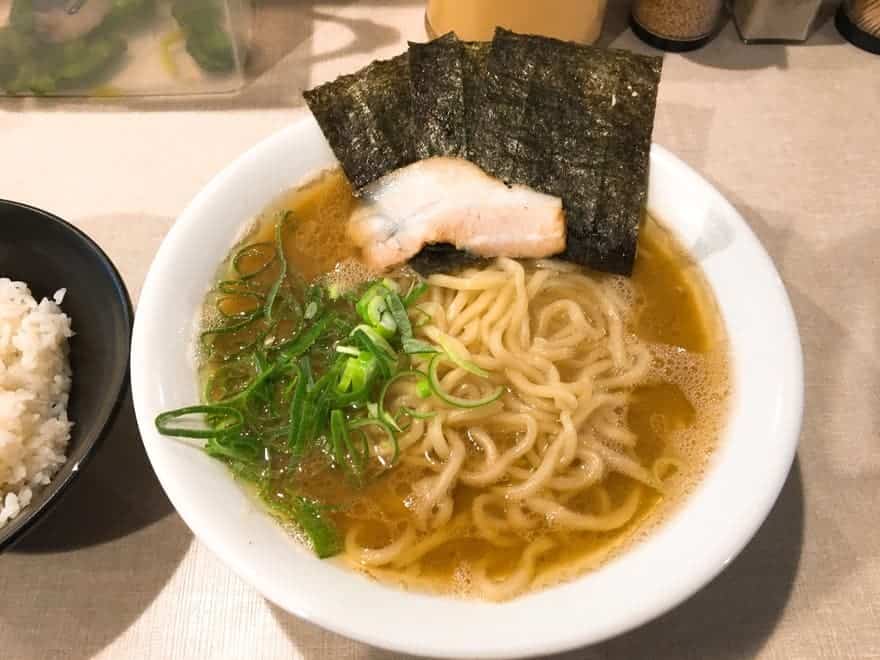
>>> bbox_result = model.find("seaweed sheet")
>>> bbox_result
[470,29,662,275]
[408,33,467,159]
[303,54,416,191]
[462,41,491,160]
[409,243,490,277]
[409,36,493,271]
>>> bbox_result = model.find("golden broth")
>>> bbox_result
[201,169,729,597]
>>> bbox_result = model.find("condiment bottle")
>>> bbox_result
[732,0,823,43]
[630,0,724,51]
[836,0,880,54]
[425,0,608,45]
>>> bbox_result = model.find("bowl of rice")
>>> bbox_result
[0,200,133,550]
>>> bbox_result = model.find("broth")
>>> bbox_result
[198,169,729,597]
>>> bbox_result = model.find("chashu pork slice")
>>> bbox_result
[348,157,566,272]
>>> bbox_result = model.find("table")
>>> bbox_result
[2,2,879,658]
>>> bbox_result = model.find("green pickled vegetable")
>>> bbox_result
[172,0,236,73]
[1,0,237,95]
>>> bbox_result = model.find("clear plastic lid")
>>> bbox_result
[0,0,253,96]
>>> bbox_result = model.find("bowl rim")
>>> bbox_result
[0,200,134,551]
[131,117,804,658]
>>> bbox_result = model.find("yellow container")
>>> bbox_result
[426,0,608,45]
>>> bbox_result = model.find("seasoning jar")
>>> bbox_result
[836,0,880,54]
[732,0,823,43]
[630,0,724,51]
[426,0,609,45]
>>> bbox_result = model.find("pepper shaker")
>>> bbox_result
[732,0,823,43]
[630,0,724,52]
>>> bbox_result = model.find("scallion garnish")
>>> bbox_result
[427,353,504,409]
[155,218,503,561]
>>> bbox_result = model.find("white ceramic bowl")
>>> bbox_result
[131,116,803,659]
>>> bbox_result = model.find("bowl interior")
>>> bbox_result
[0,201,133,550]
[131,118,803,659]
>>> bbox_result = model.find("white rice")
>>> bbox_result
[0,278,73,529]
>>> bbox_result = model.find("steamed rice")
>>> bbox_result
[0,278,73,529]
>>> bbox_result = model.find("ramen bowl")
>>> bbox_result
[130,116,803,658]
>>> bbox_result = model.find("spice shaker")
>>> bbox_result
[732,0,823,43]
[836,1,880,54]
[630,0,724,51]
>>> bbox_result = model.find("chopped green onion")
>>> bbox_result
[158,236,476,563]
[404,338,440,355]
[356,282,390,323]
[385,290,439,355]
[303,283,325,320]
[263,212,291,322]
[300,369,337,450]
[400,406,437,420]
[287,363,308,456]
[262,490,341,558]
[277,313,331,359]
[330,409,367,478]
[329,409,347,468]
[427,353,504,409]
[337,351,377,394]
[403,280,428,307]
[199,312,262,344]
[378,313,397,336]
[216,279,265,299]
[288,496,341,558]
[378,370,430,431]
[348,417,399,466]
[416,377,432,399]
[156,405,244,438]
[351,324,396,358]
[356,283,397,338]
[434,335,489,377]
[205,430,264,464]
[351,325,398,378]
[366,295,386,323]
[203,359,256,403]
[231,242,275,280]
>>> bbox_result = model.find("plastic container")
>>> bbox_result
[732,0,823,43]
[425,0,608,45]
[0,0,253,96]
[630,0,724,52]
[836,0,880,54]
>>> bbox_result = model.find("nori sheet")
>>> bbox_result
[462,41,491,161]
[470,29,662,275]
[409,243,490,277]
[303,54,416,191]
[305,29,660,276]
[408,36,494,271]
[408,33,467,159]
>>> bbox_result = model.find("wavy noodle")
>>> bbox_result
[343,259,681,600]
